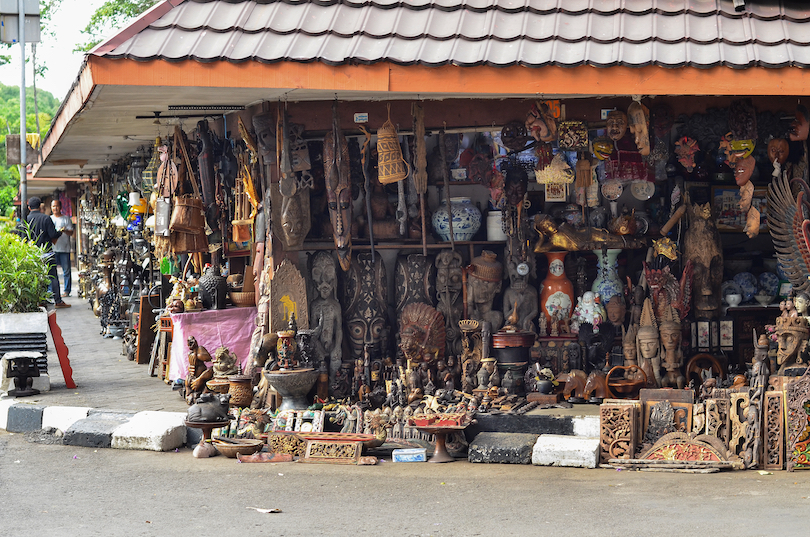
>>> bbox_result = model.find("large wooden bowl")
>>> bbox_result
[212,438,264,458]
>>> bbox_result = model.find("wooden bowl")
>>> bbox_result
[212,438,264,458]
[230,291,255,307]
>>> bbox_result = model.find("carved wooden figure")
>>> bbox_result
[343,253,388,365]
[308,251,343,393]
[503,254,539,333]
[436,251,464,356]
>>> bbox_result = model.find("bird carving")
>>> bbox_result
[767,174,810,293]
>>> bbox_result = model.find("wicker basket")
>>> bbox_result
[230,291,255,307]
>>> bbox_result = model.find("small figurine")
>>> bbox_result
[570,291,606,334]
[185,336,212,405]
[213,346,239,378]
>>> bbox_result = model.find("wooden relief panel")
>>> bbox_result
[786,373,810,471]
[270,259,309,332]
[693,402,705,434]
[729,392,750,458]
[600,403,637,463]
[705,398,730,448]
[764,390,785,471]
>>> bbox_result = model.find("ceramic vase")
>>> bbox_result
[540,252,575,328]
[486,211,507,241]
[591,248,623,303]
[432,197,482,241]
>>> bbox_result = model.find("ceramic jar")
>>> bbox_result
[539,252,575,328]
[486,211,508,241]
[592,248,623,303]
[432,197,482,241]
[199,264,227,310]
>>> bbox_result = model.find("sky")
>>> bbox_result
[0,0,106,101]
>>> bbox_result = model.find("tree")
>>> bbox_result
[0,1,63,67]
[0,83,60,217]
[75,0,159,53]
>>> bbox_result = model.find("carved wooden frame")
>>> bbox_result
[785,372,810,471]
[764,390,785,471]
[600,402,638,463]
[729,392,750,458]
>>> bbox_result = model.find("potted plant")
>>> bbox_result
[0,229,51,333]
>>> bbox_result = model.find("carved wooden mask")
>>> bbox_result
[323,129,352,271]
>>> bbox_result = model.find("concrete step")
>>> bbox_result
[468,432,540,464]
[532,434,601,468]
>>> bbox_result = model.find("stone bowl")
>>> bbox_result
[263,368,319,412]
[212,438,264,458]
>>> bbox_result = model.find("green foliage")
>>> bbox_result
[0,82,61,215]
[75,0,158,52]
[0,228,52,313]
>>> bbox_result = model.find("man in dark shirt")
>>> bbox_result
[25,196,70,308]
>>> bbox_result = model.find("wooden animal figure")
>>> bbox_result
[583,370,610,400]
[556,369,588,400]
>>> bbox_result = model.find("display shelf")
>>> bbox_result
[290,240,506,251]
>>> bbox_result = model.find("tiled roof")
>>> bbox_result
[95,0,810,68]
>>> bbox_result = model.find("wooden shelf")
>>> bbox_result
[290,240,506,251]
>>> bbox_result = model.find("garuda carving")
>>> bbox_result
[399,303,445,366]
[768,173,810,294]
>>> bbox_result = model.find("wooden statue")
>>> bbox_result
[185,336,212,405]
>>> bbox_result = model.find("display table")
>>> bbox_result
[169,307,257,381]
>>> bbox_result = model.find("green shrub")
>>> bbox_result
[0,229,52,313]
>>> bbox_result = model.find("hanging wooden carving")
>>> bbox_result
[395,254,435,315]
[342,252,388,364]
[786,371,810,471]
[764,390,785,471]
[600,403,638,463]
[324,102,352,271]
[767,172,810,294]
[435,251,464,357]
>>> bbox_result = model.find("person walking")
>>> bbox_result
[50,199,74,297]
[25,196,70,309]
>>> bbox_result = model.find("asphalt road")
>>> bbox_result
[2,431,810,537]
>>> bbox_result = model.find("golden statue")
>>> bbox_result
[533,214,646,253]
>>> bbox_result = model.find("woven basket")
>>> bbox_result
[376,115,410,184]
[230,291,255,307]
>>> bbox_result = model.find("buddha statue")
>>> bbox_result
[533,214,645,253]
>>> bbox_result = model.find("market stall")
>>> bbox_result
[31,0,810,469]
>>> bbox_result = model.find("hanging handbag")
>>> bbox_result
[169,129,206,233]
[376,105,410,185]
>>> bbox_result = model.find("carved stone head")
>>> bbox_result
[605,295,626,326]
[310,251,337,300]
[606,110,628,141]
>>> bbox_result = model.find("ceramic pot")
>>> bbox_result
[537,379,554,394]
[432,197,482,241]
[540,252,575,327]
[199,264,227,310]
[486,211,508,241]
[726,293,742,308]
[592,248,623,303]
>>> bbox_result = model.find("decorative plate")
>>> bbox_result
[601,181,623,201]
[777,259,788,280]
[733,272,758,302]
[630,181,655,201]
[721,281,742,304]
[758,272,780,296]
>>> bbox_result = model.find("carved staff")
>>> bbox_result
[197,119,216,207]
[413,103,428,255]
[360,125,376,262]
[439,129,455,250]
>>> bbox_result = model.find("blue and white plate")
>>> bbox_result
[721,281,742,304]
[777,259,789,280]
[758,272,780,296]
[733,272,758,302]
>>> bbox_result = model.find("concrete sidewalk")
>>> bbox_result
[1,285,191,450]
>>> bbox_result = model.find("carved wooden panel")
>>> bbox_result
[729,392,750,458]
[785,373,810,471]
[693,402,705,434]
[705,398,730,448]
[600,403,638,463]
[764,390,785,471]
[270,259,309,332]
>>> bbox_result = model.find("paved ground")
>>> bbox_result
[2,279,188,413]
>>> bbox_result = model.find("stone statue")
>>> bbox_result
[637,298,661,387]
[467,251,504,330]
[213,346,239,378]
[503,254,539,333]
[775,315,810,375]
[308,251,343,392]
[533,215,645,253]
